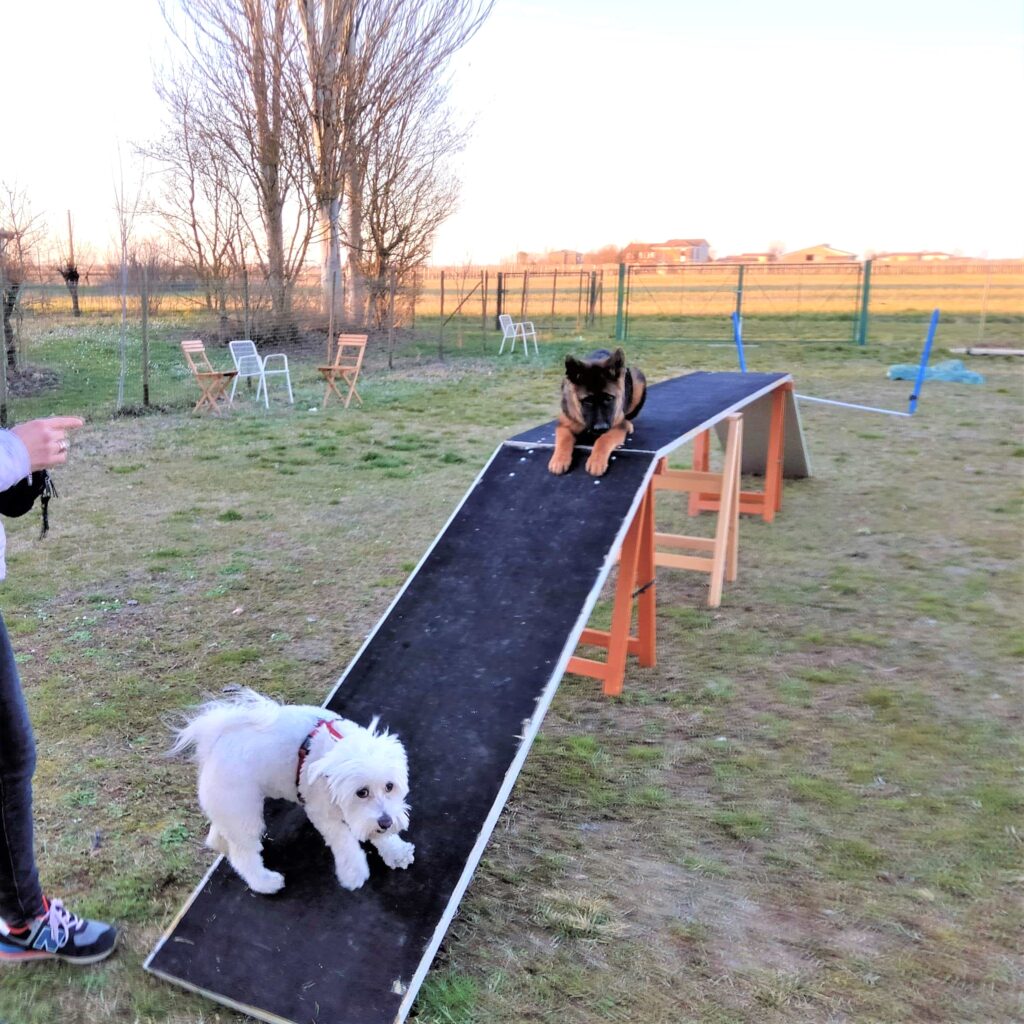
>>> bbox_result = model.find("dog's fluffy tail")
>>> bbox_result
[168,687,281,764]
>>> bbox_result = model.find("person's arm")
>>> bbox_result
[0,430,32,493]
[8,417,84,475]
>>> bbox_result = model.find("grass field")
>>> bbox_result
[0,314,1021,1024]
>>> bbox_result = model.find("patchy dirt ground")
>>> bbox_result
[0,327,1020,1024]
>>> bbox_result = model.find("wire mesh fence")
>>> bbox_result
[2,259,1020,422]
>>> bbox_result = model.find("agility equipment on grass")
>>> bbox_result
[736,309,944,418]
[146,372,810,1024]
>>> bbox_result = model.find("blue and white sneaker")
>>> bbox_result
[0,897,117,964]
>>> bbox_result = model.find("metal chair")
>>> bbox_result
[497,313,538,356]
[228,339,294,408]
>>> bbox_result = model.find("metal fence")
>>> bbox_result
[2,258,1021,421]
[411,259,1024,346]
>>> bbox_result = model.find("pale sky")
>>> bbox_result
[2,0,1022,265]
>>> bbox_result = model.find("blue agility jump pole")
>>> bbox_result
[907,308,940,414]
[794,309,941,418]
[731,311,747,372]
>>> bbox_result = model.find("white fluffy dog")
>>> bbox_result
[170,688,413,895]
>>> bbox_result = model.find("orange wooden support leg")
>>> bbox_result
[761,383,788,524]
[690,384,790,523]
[635,484,657,669]
[566,486,657,696]
[652,414,744,608]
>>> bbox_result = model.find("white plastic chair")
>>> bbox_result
[498,313,538,356]
[228,339,294,407]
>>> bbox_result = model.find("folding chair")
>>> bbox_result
[181,340,238,415]
[497,313,538,356]
[228,339,294,408]
[319,334,367,408]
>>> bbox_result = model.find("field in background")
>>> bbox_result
[0,314,1020,1024]
[2,305,1019,424]
[10,260,1024,357]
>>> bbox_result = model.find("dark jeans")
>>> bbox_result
[0,611,43,925]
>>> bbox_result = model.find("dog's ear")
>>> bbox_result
[606,348,625,378]
[564,355,585,384]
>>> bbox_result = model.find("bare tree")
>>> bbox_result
[292,0,354,322]
[146,69,252,315]
[0,183,46,371]
[293,0,492,324]
[361,82,462,326]
[113,148,146,410]
[54,211,85,316]
[166,0,314,335]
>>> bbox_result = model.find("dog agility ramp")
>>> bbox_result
[146,371,804,1024]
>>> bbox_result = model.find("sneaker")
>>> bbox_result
[0,897,117,964]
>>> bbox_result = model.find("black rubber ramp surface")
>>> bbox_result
[147,370,799,1024]
[147,445,656,1024]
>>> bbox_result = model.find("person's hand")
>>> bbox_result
[10,417,85,472]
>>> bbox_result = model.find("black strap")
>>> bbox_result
[40,471,56,538]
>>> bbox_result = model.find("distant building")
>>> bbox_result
[545,249,584,266]
[715,252,778,264]
[871,251,962,263]
[620,238,711,265]
[782,243,858,263]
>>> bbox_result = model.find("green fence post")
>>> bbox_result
[856,258,872,346]
[614,263,626,342]
[734,263,745,323]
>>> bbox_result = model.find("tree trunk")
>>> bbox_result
[264,194,290,334]
[319,196,342,323]
[344,183,365,325]
[2,284,19,370]
[61,268,81,316]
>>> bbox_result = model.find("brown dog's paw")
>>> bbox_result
[585,452,609,476]
[548,452,572,475]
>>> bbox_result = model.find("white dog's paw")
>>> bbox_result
[380,837,415,870]
[246,868,285,895]
[335,854,371,891]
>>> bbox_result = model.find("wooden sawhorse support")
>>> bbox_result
[569,413,744,693]
[689,380,791,523]
[567,486,656,697]
[652,413,743,609]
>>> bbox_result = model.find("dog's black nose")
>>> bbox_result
[377,814,393,831]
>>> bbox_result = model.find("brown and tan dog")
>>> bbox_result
[547,348,647,476]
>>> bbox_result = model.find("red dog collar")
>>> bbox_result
[295,718,344,803]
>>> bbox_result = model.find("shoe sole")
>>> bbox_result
[0,936,117,965]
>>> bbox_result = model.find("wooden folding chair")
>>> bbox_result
[652,413,743,608]
[319,334,367,408]
[181,339,238,415]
